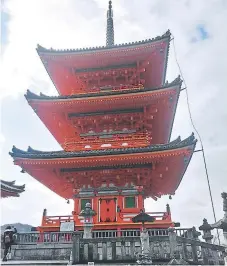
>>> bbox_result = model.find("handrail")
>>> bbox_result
[177,236,226,251]
[44,215,73,219]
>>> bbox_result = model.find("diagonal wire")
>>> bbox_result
[171,35,220,245]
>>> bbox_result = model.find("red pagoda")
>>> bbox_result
[0,180,25,198]
[9,1,196,232]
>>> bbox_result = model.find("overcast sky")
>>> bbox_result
[1,0,227,240]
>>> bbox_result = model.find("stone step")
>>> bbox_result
[1,260,68,265]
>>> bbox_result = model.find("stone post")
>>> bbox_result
[83,222,93,239]
[140,229,150,255]
[199,218,213,244]
[221,192,227,246]
[79,202,96,239]
[71,232,80,265]
[224,248,227,266]
[187,226,201,240]
[168,228,178,259]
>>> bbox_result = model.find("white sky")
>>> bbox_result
[0,0,227,241]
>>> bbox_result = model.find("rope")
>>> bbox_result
[171,35,220,245]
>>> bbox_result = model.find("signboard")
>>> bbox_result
[60,221,74,232]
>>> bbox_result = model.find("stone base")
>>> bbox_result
[168,258,189,265]
[136,253,152,265]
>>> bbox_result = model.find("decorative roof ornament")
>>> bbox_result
[106,1,114,46]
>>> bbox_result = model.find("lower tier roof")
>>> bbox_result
[9,134,196,199]
[0,180,25,198]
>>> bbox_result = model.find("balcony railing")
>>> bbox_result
[41,211,171,228]
[43,215,74,227]
[71,83,145,95]
[64,132,151,151]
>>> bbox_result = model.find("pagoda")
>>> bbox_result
[0,179,25,198]
[9,1,196,232]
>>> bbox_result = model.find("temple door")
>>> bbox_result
[99,198,117,222]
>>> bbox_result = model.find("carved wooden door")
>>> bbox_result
[99,198,117,222]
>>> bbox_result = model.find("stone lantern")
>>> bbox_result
[199,218,213,244]
[209,192,227,246]
[132,210,154,265]
[79,202,96,239]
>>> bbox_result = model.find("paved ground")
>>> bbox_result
[1,261,134,266]
[1,260,68,265]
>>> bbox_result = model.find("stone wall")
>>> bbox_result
[10,243,72,261]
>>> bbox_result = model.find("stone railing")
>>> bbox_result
[71,232,226,265]
[13,228,191,244]
[15,231,74,244]
[6,228,226,264]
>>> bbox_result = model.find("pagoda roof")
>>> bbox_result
[25,76,182,101]
[37,30,171,55]
[9,133,196,159]
[0,179,25,198]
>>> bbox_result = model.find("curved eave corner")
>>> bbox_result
[174,138,197,193]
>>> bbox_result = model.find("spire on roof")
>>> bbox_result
[106,1,114,46]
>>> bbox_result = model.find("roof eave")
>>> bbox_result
[36,30,171,55]
[25,75,182,101]
[9,133,196,160]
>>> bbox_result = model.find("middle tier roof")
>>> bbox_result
[25,76,182,151]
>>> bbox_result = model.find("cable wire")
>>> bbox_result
[171,35,220,245]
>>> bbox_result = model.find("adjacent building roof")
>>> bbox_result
[9,133,196,159]
[0,180,25,198]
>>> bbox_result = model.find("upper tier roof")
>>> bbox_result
[10,133,196,159]
[0,179,25,198]
[36,30,171,95]
[37,30,171,55]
